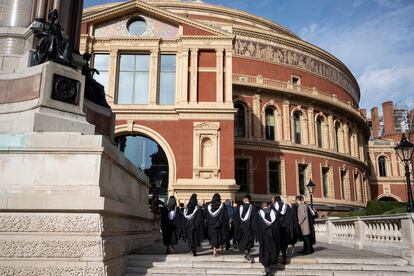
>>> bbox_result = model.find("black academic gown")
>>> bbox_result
[274,201,292,255]
[234,203,256,252]
[290,204,302,245]
[254,209,280,268]
[307,206,317,245]
[160,206,184,246]
[183,206,205,249]
[206,203,229,248]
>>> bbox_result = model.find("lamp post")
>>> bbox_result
[306,179,316,209]
[394,134,414,213]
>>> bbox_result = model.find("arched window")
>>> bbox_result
[115,134,169,198]
[316,117,323,148]
[265,107,276,140]
[201,137,213,167]
[293,112,301,144]
[234,103,246,138]
[335,122,341,152]
[378,156,387,177]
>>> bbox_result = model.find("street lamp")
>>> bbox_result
[394,134,414,213]
[306,179,316,209]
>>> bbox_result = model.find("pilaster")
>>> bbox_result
[308,107,315,145]
[328,115,335,150]
[149,49,159,104]
[190,48,198,103]
[108,49,118,104]
[216,48,224,102]
[224,49,233,103]
[181,49,189,103]
[283,100,290,141]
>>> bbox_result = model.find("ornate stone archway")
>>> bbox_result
[115,123,177,196]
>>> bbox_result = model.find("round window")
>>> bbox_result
[127,16,147,35]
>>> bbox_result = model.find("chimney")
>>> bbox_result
[382,101,395,136]
[371,107,379,138]
[360,109,367,119]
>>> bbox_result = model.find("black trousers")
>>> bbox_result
[302,234,314,253]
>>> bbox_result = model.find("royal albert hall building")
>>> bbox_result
[81,0,371,211]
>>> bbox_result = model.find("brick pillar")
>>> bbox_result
[382,101,395,136]
[371,107,379,138]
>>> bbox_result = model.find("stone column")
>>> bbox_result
[328,115,335,150]
[35,0,48,19]
[108,49,118,104]
[224,49,233,103]
[216,48,224,102]
[283,100,290,141]
[344,123,350,154]
[308,107,315,145]
[190,48,198,103]
[354,218,365,249]
[181,49,189,103]
[149,49,159,104]
[175,51,182,103]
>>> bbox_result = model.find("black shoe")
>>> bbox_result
[300,251,311,255]
[192,250,197,257]
[166,247,170,254]
[282,257,288,265]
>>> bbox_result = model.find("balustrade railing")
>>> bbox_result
[232,73,365,120]
[315,214,414,264]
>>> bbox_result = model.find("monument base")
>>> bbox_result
[0,132,160,275]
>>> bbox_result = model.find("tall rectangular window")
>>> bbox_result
[298,164,307,195]
[159,54,176,105]
[340,170,346,199]
[117,54,150,104]
[235,159,249,193]
[269,161,281,194]
[322,167,329,198]
[93,53,110,94]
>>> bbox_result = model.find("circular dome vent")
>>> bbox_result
[127,16,147,36]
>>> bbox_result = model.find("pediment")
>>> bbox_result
[83,0,231,37]
[194,122,220,131]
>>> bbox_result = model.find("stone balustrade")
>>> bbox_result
[232,73,366,123]
[315,213,414,264]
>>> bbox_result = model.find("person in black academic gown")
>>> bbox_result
[272,195,292,264]
[160,196,183,254]
[234,194,256,262]
[254,202,279,276]
[289,202,302,254]
[206,193,229,256]
[183,194,205,256]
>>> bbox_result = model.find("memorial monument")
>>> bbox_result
[0,1,159,275]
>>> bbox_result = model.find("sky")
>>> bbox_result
[84,0,414,113]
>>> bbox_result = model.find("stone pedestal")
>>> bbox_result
[0,62,94,134]
[0,133,160,275]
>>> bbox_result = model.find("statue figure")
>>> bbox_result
[31,9,71,66]
[82,53,111,109]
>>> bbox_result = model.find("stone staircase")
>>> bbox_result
[123,242,414,276]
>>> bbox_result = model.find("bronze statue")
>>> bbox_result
[31,9,71,66]
[82,53,111,109]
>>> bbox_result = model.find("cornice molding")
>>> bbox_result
[82,0,233,38]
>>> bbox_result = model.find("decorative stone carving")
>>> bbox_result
[0,214,100,232]
[234,39,358,101]
[0,240,102,258]
[95,13,179,38]
[0,265,104,276]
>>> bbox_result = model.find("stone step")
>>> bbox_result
[126,260,414,273]
[123,267,414,276]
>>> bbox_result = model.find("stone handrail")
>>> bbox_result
[315,214,414,264]
[232,73,366,123]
